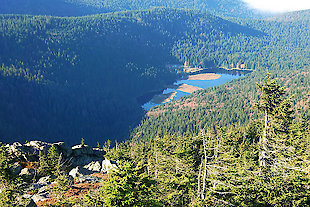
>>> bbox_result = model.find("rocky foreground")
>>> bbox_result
[5,141,118,206]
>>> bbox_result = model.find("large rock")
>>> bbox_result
[7,141,71,162]
[69,166,83,178]
[24,141,71,158]
[24,141,48,151]
[78,175,102,183]
[54,142,72,158]
[69,166,94,178]
[71,144,93,157]
[70,144,105,167]
[8,142,23,153]
[101,159,118,173]
[84,161,101,172]
[20,168,35,179]
[37,176,52,185]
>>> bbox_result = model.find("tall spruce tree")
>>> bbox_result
[256,72,293,175]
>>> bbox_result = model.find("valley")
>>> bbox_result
[0,2,309,206]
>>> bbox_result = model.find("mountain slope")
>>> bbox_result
[1,8,309,144]
[0,8,265,145]
[132,10,310,141]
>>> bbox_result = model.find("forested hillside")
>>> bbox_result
[0,8,309,145]
[0,8,267,145]
[1,75,309,206]
[132,9,310,141]
[0,0,263,18]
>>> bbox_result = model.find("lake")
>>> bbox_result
[142,69,249,111]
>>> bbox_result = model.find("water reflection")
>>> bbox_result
[142,69,251,111]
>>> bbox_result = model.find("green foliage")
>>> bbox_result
[101,161,162,207]
[0,8,309,145]
[38,150,49,177]
[103,139,111,153]
[0,189,15,207]
[84,161,163,206]
[133,68,310,141]
[38,145,62,176]
[0,143,17,186]
[81,138,85,146]
[47,145,60,174]
[0,143,24,206]
[49,174,73,199]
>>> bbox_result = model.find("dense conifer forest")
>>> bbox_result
[0,74,309,206]
[0,8,309,144]
[0,8,300,145]
[132,9,310,140]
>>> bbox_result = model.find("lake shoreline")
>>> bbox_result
[140,68,252,110]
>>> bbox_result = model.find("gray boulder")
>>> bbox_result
[71,144,93,157]
[69,166,83,178]
[70,145,105,167]
[101,159,118,173]
[53,142,71,158]
[20,168,35,178]
[69,166,94,178]
[24,141,47,151]
[8,142,23,153]
[37,185,49,195]
[7,141,71,162]
[84,161,101,172]
[78,175,102,183]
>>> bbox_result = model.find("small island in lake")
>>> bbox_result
[147,73,222,104]
[187,73,221,80]
[176,83,202,93]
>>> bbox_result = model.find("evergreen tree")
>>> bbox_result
[97,161,163,207]
[38,150,49,177]
[47,145,60,176]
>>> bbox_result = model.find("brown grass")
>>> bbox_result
[187,73,221,80]
[177,84,202,93]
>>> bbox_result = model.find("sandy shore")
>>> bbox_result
[187,73,221,80]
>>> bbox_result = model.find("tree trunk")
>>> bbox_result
[260,110,268,169]
[198,156,203,197]
[202,132,208,199]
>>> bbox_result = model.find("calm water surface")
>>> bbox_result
[142,72,245,111]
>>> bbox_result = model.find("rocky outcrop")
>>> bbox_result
[7,141,105,166]
[8,141,72,162]
[84,161,102,172]
[70,145,105,167]
[3,141,121,206]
